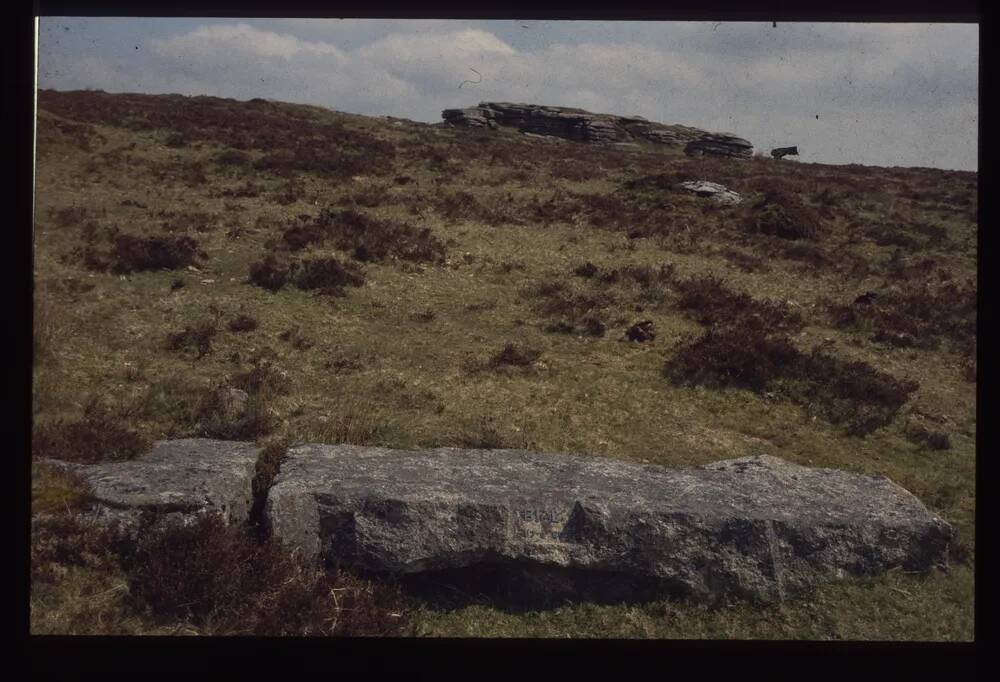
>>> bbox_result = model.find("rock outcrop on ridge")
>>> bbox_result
[441,102,739,152]
[684,132,755,159]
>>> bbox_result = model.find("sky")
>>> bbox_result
[37,18,979,171]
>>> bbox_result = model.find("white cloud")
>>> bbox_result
[37,20,979,170]
[151,23,346,62]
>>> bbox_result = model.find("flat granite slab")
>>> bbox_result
[42,438,261,527]
[266,446,953,603]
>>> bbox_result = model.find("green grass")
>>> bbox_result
[31,90,976,639]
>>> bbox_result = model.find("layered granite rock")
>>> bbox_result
[265,446,953,604]
[442,102,714,149]
[42,438,261,530]
[684,132,755,159]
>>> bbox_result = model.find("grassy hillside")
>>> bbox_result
[31,90,976,639]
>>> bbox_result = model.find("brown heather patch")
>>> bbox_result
[281,208,447,264]
[32,512,416,636]
[32,401,151,464]
[165,318,219,359]
[828,281,976,355]
[294,257,366,295]
[665,325,919,436]
[227,314,259,333]
[111,234,204,273]
[674,275,804,333]
[742,190,824,241]
[124,515,416,636]
[488,342,543,369]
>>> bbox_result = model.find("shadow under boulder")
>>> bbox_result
[384,562,692,613]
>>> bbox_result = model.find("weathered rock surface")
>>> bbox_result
[265,446,953,604]
[442,102,714,149]
[684,132,754,159]
[677,180,743,205]
[43,438,261,529]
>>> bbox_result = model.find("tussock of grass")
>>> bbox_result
[488,342,542,369]
[194,359,291,440]
[165,318,218,359]
[32,462,93,515]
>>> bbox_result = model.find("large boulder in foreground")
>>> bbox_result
[42,438,261,529]
[265,446,953,604]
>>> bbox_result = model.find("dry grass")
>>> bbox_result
[31,90,976,639]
